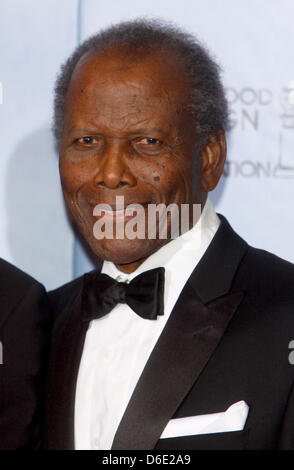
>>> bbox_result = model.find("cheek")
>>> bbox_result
[148,157,192,197]
[139,169,188,203]
[59,157,89,194]
[136,163,169,198]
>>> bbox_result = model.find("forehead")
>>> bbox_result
[64,47,191,132]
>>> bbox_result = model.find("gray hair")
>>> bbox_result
[53,18,229,149]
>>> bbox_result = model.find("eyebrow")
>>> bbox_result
[67,127,167,138]
[67,128,98,136]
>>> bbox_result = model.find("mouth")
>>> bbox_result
[92,202,148,222]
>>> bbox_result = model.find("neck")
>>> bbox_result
[115,258,145,274]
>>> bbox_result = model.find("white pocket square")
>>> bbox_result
[160,400,249,439]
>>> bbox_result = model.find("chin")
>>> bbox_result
[87,235,163,265]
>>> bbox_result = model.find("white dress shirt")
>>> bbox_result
[74,198,220,450]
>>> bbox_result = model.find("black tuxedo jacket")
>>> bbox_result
[46,216,294,450]
[0,258,51,449]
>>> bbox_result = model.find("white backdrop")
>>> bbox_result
[0,0,78,289]
[0,0,293,288]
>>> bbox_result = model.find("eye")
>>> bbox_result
[75,136,101,147]
[133,137,164,154]
[140,137,161,145]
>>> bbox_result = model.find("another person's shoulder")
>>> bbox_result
[0,257,46,307]
[0,257,50,332]
[0,256,41,286]
[0,258,51,449]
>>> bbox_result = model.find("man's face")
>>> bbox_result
[59,48,205,272]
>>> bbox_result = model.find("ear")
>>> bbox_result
[200,129,227,191]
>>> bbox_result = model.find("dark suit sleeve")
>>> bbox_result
[0,280,51,449]
[278,380,294,449]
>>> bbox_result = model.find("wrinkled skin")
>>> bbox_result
[59,47,226,273]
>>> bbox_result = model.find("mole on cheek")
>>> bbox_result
[153,176,160,182]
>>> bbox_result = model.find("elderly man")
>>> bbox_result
[46,20,294,450]
[0,258,51,449]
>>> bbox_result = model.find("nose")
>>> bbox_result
[93,140,136,189]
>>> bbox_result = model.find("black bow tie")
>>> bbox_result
[81,267,165,322]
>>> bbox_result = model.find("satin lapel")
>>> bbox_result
[189,214,248,303]
[111,284,244,450]
[46,287,88,450]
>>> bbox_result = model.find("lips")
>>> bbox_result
[92,202,148,222]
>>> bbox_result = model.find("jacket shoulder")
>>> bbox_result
[48,275,84,317]
[236,246,294,307]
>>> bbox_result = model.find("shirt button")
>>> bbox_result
[116,274,129,283]
[103,353,109,362]
[104,348,112,361]
[93,437,100,449]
